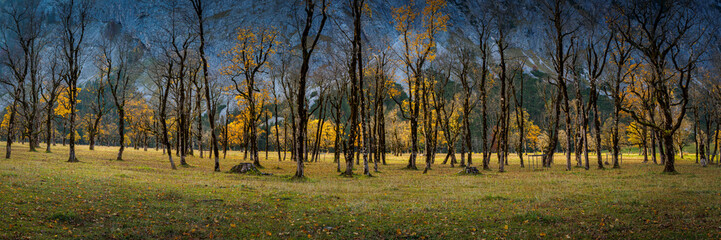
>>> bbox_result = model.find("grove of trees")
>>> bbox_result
[1,0,720,177]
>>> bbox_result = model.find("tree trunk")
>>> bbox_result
[517,77,525,168]
[311,99,325,163]
[574,78,585,168]
[422,79,433,174]
[334,116,341,172]
[294,0,327,178]
[62,121,67,146]
[276,105,283,162]
[612,105,621,168]
[458,136,464,168]
[481,92,488,169]
[379,103,387,165]
[161,117,175,170]
[45,102,53,153]
[89,131,96,150]
[117,109,125,161]
[408,78,419,170]
[712,122,719,164]
[658,131,666,165]
[563,86,572,171]
[662,132,676,173]
[705,118,712,164]
[250,102,261,168]
[593,103,603,169]
[196,92,203,158]
[191,0,220,171]
[651,129,657,164]
[498,34,509,173]
[68,88,78,163]
[544,90,562,167]
[284,115,290,162]
[698,117,707,163]
[5,101,17,159]
[642,127,648,163]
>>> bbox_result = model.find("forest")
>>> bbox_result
[1,0,720,238]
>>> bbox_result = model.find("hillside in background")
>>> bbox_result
[0,0,719,148]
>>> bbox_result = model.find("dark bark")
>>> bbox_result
[573,68,586,169]
[67,84,78,162]
[591,91,603,169]
[544,89,562,167]
[265,111,269,161]
[712,122,719,164]
[190,0,220,171]
[195,82,203,158]
[476,22,490,170]
[58,0,89,162]
[294,0,328,178]
[117,109,125,160]
[612,0,699,173]
[160,76,176,170]
[497,26,509,173]
[651,129,657,164]
[343,2,359,176]
[542,0,571,169]
[658,131,666,165]
[44,62,64,153]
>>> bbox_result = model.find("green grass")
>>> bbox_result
[1,142,720,239]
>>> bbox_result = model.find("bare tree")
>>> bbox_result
[494,8,510,173]
[324,41,348,171]
[163,2,197,167]
[578,13,613,169]
[353,0,372,176]
[152,52,177,169]
[293,0,328,178]
[510,60,527,167]
[108,38,136,161]
[612,0,706,173]
[189,0,221,171]
[541,0,576,169]
[602,31,634,167]
[447,38,480,169]
[0,0,45,156]
[41,50,64,153]
[58,0,91,162]
[475,19,492,170]
[435,55,462,168]
[370,47,392,168]
[87,44,110,151]
[270,46,292,163]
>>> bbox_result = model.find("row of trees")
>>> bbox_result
[1,0,719,177]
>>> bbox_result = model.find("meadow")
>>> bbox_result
[1,142,720,239]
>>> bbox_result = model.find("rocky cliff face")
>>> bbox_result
[3,0,720,84]
[70,0,557,85]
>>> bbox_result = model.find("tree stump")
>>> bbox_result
[229,163,263,175]
[462,166,480,175]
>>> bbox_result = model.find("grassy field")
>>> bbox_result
[1,142,720,239]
